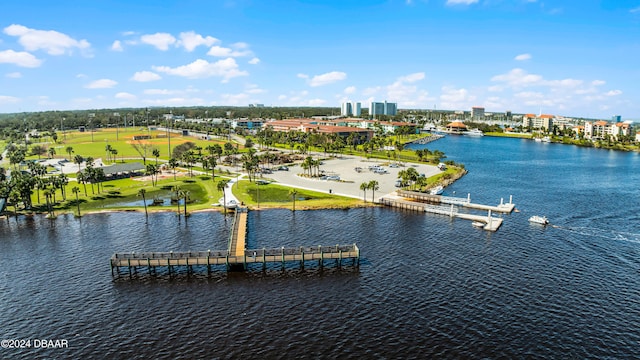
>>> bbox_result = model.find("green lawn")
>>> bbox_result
[233,179,363,210]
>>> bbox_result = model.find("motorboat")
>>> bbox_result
[464,129,484,136]
[472,221,485,228]
[429,185,444,195]
[528,215,549,225]
[218,197,238,209]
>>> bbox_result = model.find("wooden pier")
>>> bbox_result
[111,207,359,277]
[380,192,511,232]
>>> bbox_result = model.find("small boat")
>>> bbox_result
[472,221,485,228]
[429,185,444,195]
[218,197,238,209]
[464,129,484,137]
[529,215,549,225]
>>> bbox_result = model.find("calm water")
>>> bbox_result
[1,136,639,359]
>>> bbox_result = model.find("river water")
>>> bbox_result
[1,136,639,359]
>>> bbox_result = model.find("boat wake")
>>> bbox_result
[552,225,640,244]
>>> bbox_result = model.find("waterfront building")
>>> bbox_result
[523,114,554,131]
[445,121,467,133]
[369,101,397,117]
[584,120,632,140]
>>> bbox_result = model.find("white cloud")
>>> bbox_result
[606,90,622,96]
[220,93,250,105]
[440,86,476,109]
[307,99,327,106]
[115,92,136,100]
[0,95,20,104]
[140,32,176,51]
[144,89,175,95]
[131,71,161,82]
[278,94,287,101]
[297,73,309,79]
[248,57,260,65]
[446,0,479,5]
[6,72,22,78]
[85,79,118,89]
[631,6,640,13]
[397,72,425,83]
[152,58,248,81]
[3,24,90,56]
[0,49,42,67]
[344,86,356,94]
[207,44,252,57]
[111,40,123,52]
[591,80,606,86]
[308,71,347,87]
[178,31,219,52]
[363,86,382,96]
[515,53,531,61]
[246,84,265,94]
[491,68,543,88]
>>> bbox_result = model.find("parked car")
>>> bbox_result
[325,175,340,181]
[276,166,289,171]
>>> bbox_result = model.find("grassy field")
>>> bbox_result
[31,127,234,162]
[234,179,363,210]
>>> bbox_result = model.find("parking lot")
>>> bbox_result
[259,155,442,201]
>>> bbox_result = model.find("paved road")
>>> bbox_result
[256,155,442,201]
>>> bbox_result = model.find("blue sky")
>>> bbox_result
[1,0,639,119]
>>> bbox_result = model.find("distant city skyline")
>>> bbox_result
[1,1,639,119]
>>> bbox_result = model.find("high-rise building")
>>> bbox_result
[471,106,485,120]
[612,115,622,122]
[341,101,361,116]
[369,101,397,117]
[351,101,361,116]
[341,102,352,117]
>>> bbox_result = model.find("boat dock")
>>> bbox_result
[396,190,516,213]
[111,208,359,277]
[380,190,515,231]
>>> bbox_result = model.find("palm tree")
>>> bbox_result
[72,186,81,217]
[289,188,298,212]
[152,148,160,165]
[138,188,148,222]
[368,180,379,203]
[65,146,74,161]
[73,154,84,172]
[217,179,230,215]
[168,158,179,180]
[48,147,56,159]
[360,182,369,202]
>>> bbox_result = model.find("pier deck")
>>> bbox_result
[110,245,360,275]
[111,207,359,277]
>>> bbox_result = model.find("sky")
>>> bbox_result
[1,0,640,119]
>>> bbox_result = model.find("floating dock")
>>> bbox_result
[381,190,515,232]
[111,208,359,277]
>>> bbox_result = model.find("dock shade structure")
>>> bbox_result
[100,162,145,179]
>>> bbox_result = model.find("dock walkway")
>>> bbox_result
[111,207,359,277]
[381,191,511,232]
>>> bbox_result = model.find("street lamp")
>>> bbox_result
[61,117,65,140]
